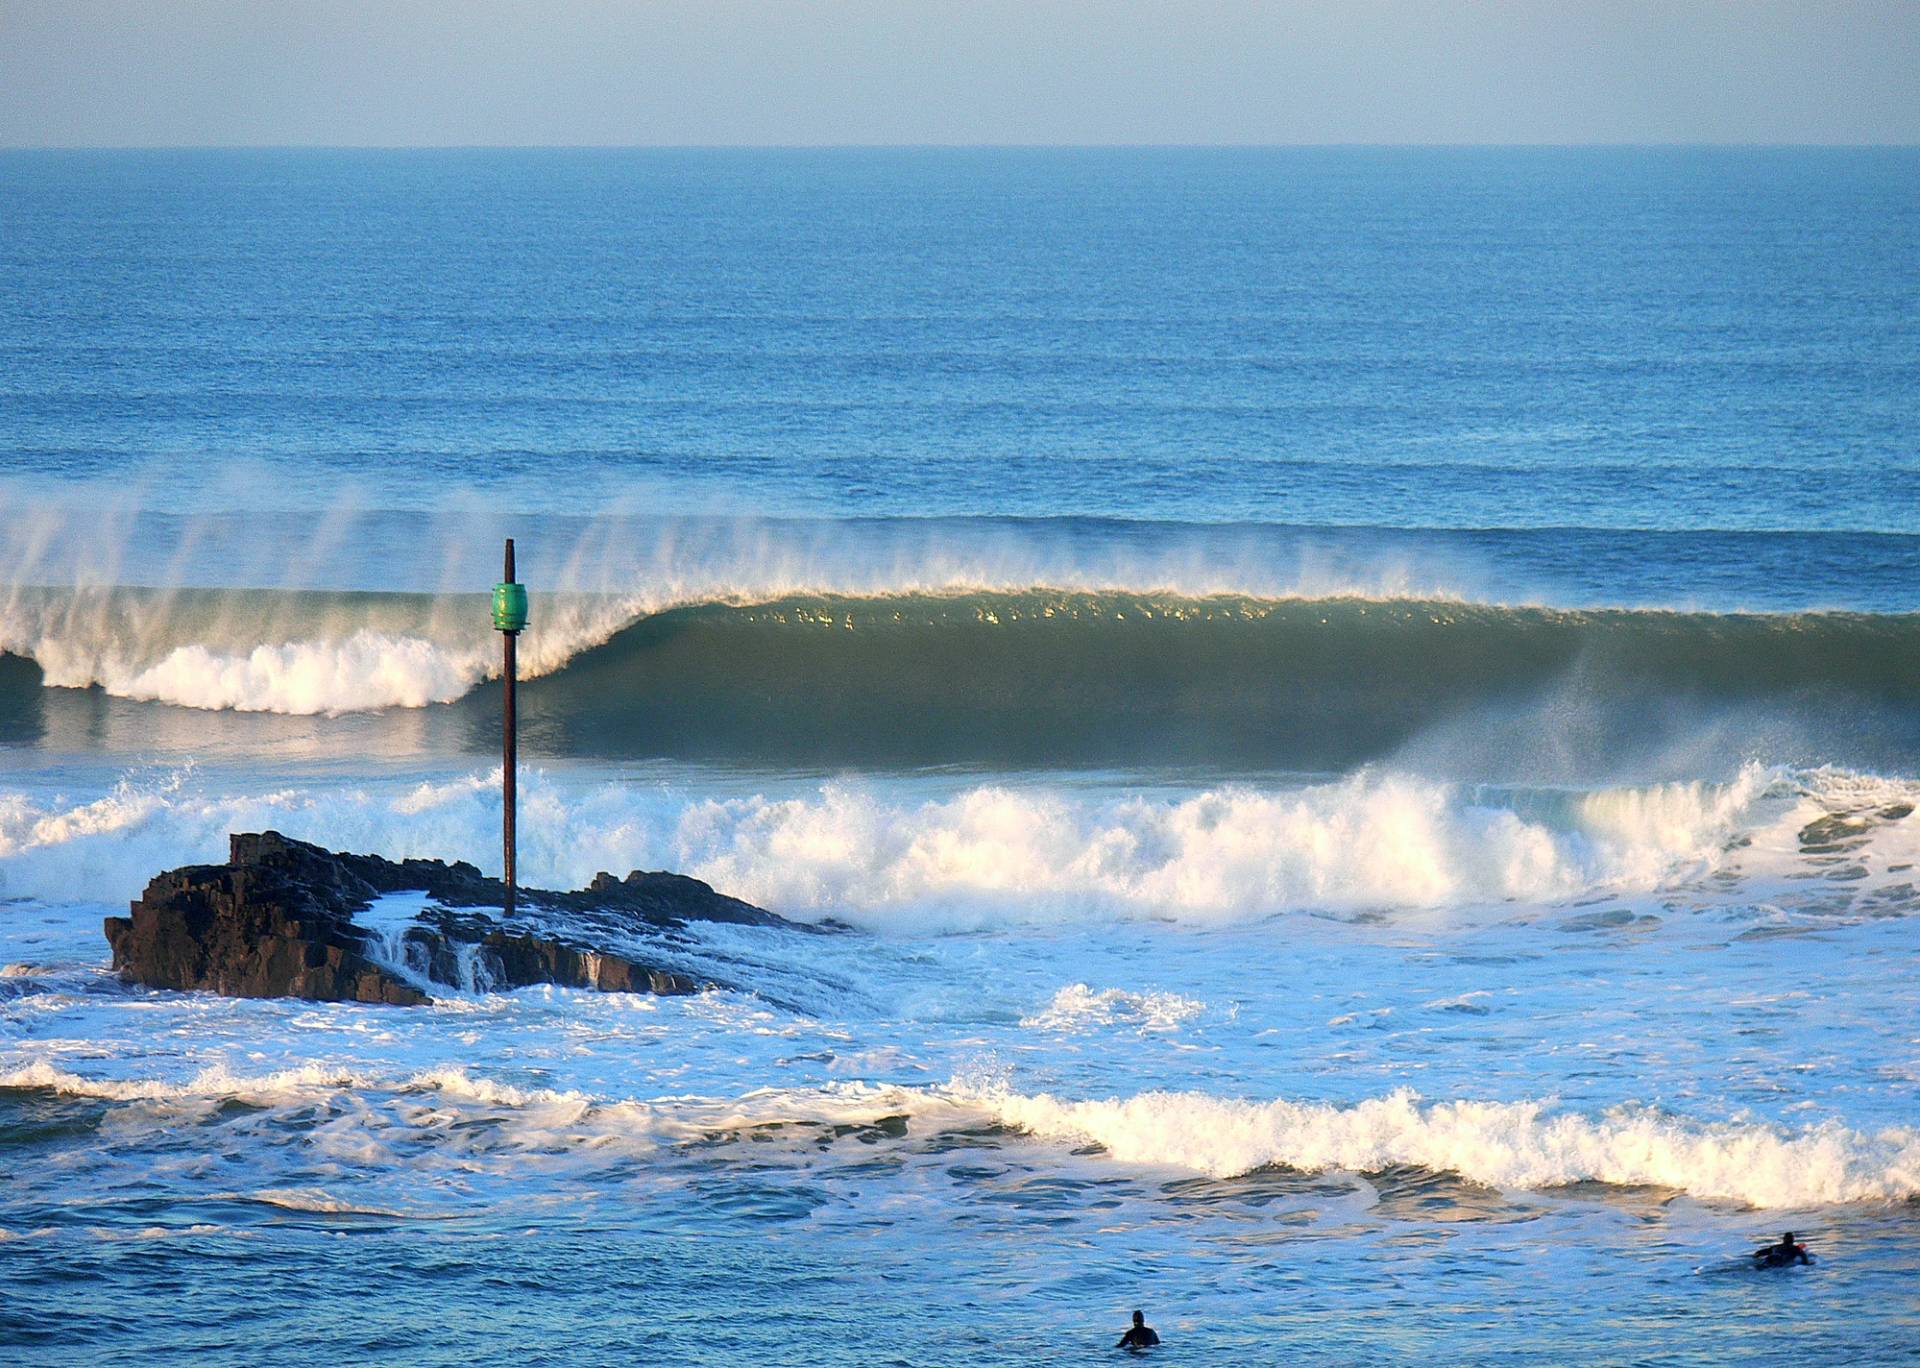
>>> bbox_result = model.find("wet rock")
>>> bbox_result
[104,831,787,1005]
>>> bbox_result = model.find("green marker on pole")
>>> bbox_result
[494,539,528,914]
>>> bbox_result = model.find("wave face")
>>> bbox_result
[6,587,1919,771]
[507,593,1920,769]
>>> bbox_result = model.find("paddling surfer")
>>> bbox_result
[1117,1310,1160,1350]
[1752,1232,1811,1268]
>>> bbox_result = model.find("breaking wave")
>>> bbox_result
[3,761,1909,927]
[972,1085,1920,1209]
[4,1062,1913,1209]
[5,584,1917,769]
[0,585,636,715]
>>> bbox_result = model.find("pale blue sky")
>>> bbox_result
[1,0,1915,147]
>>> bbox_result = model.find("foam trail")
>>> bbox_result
[0,1063,948,1152]
[971,1086,1920,1209]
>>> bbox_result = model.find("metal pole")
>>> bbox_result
[502,537,517,916]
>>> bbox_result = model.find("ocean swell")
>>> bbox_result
[6,586,1917,770]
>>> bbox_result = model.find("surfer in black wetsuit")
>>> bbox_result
[1117,1310,1160,1350]
[1752,1231,1811,1268]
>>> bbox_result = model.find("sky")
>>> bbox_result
[1,0,1916,147]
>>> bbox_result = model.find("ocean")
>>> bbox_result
[1,147,1917,1364]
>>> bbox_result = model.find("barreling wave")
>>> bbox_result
[5,586,1919,769]
[506,593,1920,769]
[4,1062,1912,1209]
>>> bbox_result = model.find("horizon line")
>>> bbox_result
[2,140,1917,153]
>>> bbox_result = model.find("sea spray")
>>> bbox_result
[0,762,1889,927]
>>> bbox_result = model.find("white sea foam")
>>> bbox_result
[6,1059,1913,1210]
[671,768,1778,929]
[0,1060,378,1102]
[112,632,480,714]
[968,1086,1920,1209]
[1020,984,1209,1032]
[0,762,1879,927]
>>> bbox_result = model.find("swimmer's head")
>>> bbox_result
[1132,1311,1145,1327]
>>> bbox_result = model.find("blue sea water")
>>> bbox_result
[6,147,1918,530]
[1,148,1918,1364]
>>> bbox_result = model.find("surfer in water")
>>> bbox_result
[1752,1232,1812,1268]
[1116,1310,1160,1350]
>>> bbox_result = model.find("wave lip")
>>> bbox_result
[971,1085,1920,1209]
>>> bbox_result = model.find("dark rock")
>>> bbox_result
[104,831,790,1006]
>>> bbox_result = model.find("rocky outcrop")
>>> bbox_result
[104,855,430,1005]
[103,831,787,1006]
